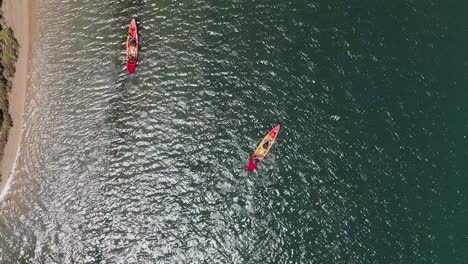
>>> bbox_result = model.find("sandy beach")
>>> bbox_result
[0,0,37,199]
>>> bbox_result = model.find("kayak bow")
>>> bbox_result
[126,18,139,74]
[248,125,280,171]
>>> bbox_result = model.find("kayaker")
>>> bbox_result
[263,141,270,149]
[130,36,137,46]
[128,54,135,64]
[253,156,261,164]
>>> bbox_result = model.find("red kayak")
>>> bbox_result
[248,125,281,171]
[126,18,139,74]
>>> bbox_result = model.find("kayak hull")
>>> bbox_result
[248,125,280,171]
[126,18,139,74]
[127,62,136,74]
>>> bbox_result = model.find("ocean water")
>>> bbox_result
[0,0,467,263]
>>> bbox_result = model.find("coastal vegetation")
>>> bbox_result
[0,16,18,167]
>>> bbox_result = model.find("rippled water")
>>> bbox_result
[1,0,467,263]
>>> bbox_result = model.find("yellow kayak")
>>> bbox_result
[248,125,280,171]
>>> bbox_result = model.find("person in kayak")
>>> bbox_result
[263,140,270,149]
[128,54,136,64]
[253,156,261,165]
[130,36,137,46]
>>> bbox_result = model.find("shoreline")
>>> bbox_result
[0,0,37,200]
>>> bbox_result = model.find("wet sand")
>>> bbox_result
[0,0,37,200]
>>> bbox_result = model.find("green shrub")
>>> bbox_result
[0,27,18,66]
[1,114,11,133]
